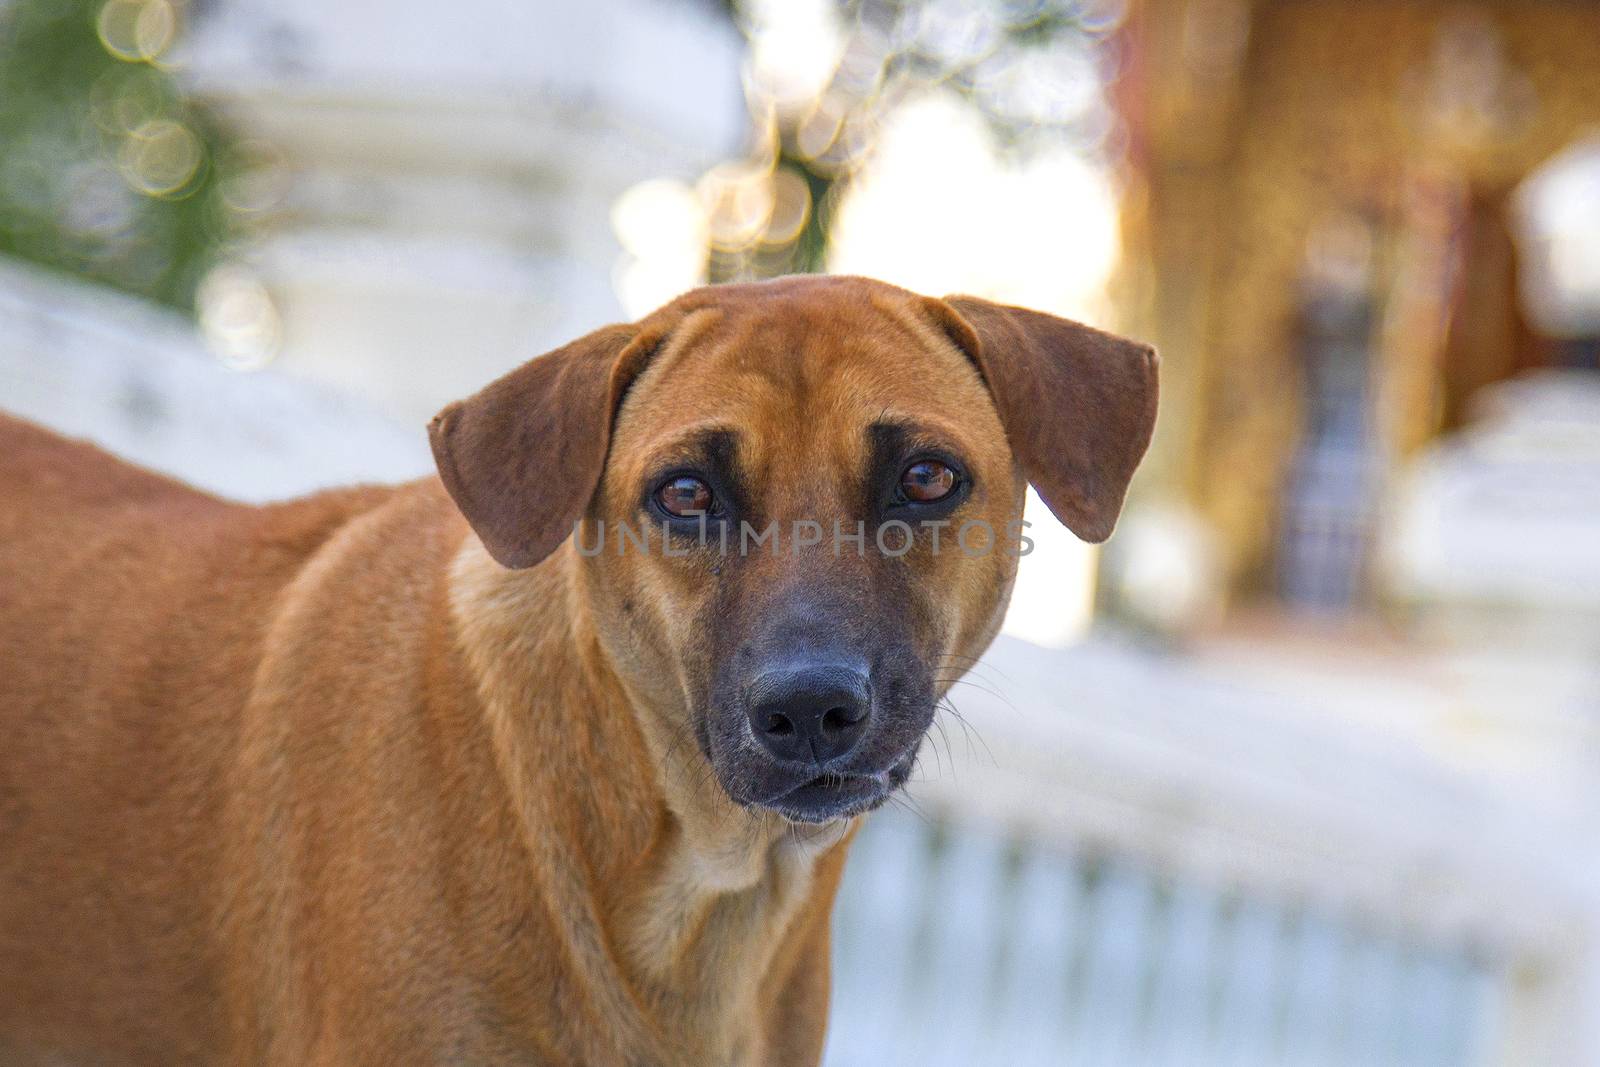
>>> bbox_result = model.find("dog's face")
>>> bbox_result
[430,276,1157,823]
[580,282,1025,822]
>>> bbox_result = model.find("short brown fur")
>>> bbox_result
[0,275,1155,1064]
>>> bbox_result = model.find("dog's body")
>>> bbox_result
[0,422,846,1065]
[0,276,1156,1065]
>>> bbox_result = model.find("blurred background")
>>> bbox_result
[2,0,1599,1062]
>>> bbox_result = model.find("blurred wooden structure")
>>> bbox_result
[1117,0,1600,603]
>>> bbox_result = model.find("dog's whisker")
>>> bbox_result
[939,677,1017,714]
[934,654,1015,688]
[932,717,953,779]
[937,701,996,770]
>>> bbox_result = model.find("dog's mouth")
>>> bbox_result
[759,749,918,825]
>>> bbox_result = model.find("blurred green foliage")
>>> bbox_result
[0,0,234,309]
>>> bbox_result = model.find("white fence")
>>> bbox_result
[827,811,1500,1067]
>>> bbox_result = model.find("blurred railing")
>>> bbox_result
[827,811,1499,1067]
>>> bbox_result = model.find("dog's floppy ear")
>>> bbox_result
[428,322,660,569]
[928,295,1159,543]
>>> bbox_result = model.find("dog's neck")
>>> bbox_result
[446,539,850,1063]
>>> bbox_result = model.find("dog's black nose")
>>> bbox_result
[748,661,871,764]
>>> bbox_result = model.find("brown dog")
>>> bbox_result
[0,275,1156,1065]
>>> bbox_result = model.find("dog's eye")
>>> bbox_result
[656,476,713,517]
[899,460,956,503]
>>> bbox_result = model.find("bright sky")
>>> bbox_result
[827,91,1120,325]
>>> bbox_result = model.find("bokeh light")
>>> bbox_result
[197,263,280,370]
[96,0,177,64]
[611,178,709,318]
[117,117,203,197]
[741,0,848,109]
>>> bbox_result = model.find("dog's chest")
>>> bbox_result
[614,825,832,1064]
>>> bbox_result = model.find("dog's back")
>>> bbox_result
[0,414,394,1062]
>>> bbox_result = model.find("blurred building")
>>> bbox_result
[1118,0,1600,623]
[179,0,745,424]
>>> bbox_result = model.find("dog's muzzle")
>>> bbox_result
[719,654,926,824]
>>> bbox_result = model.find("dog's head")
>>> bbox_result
[430,276,1156,823]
